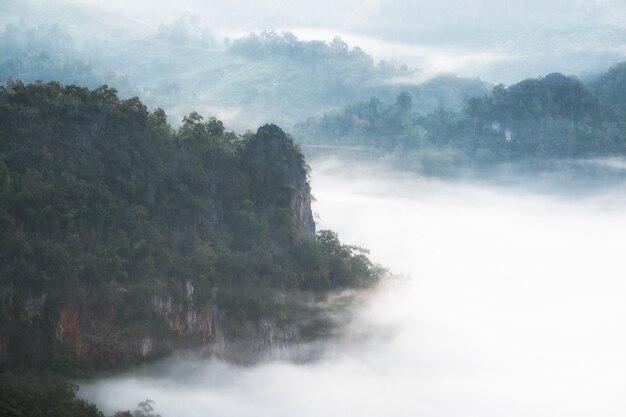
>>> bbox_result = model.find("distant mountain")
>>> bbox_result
[359,3,626,83]
[0,22,492,129]
[4,0,626,86]
[591,61,626,118]
[295,64,626,176]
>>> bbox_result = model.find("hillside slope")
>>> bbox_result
[296,65,626,175]
[0,81,383,373]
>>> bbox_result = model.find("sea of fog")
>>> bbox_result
[80,158,626,417]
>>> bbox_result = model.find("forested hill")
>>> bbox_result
[0,26,407,127]
[0,24,490,128]
[296,63,626,176]
[0,81,383,374]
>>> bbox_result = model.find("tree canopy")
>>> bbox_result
[296,65,626,175]
[0,81,384,373]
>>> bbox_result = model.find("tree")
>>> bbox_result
[133,399,161,417]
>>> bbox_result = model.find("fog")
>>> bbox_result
[80,159,626,417]
[4,0,626,82]
[3,0,626,130]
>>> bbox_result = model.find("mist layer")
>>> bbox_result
[80,159,626,417]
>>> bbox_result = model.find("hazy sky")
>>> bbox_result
[5,0,626,82]
[35,0,626,30]
[81,158,626,417]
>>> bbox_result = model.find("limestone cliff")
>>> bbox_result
[0,83,380,374]
[244,124,316,238]
[0,284,307,370]
[0,121,318,370]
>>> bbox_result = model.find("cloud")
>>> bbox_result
[80,158,626,417]
[4,0,626,83]
[280,27,513,79]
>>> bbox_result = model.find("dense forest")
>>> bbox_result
[0,81,384,385]
[2,2,626,416]
[0,23,490,128]
[0,373,104,417]
[296,63,626,175]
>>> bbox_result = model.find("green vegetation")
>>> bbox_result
[591,61,626,119]
[0,373,104,417]
[0,24,490,128]
[0,81,384,373]
[114,399,162,417]
[0,24,137,97]
[296,65,626,175]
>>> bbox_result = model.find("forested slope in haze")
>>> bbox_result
[0,23,490,129]
[0,81,384,374]
[296,63,626,176]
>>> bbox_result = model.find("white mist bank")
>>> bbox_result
[80,158,626,417]
[7,0,626,84]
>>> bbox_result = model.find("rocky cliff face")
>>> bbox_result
[0,283,305,371]
[245,124,316,238]
[0,83,347,373]
[0,115,316,371]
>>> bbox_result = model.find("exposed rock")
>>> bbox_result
[245,124,316,237]
[0,114,320,371]
[140,337,153,357]
[22,294,47,321]
[56,307,93,361]
[148,292,303,364]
